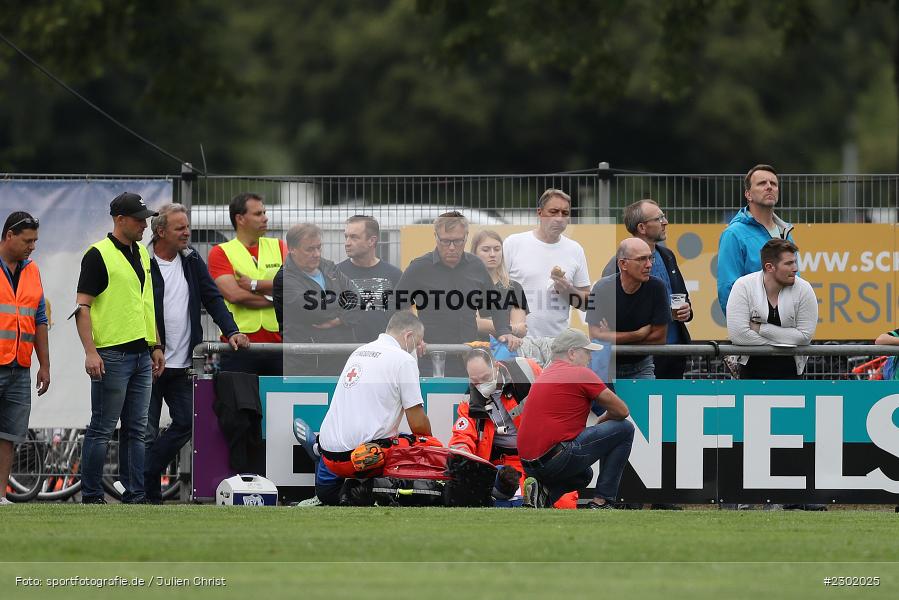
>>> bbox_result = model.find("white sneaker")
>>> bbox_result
[0,497,14,505]
[294,496,323,507]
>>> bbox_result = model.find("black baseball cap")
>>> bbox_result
[110,192,158,219]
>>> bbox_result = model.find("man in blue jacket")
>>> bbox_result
[717,164,796,315]
[144,203,249,503]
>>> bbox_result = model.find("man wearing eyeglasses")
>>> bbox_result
[588,238,669,380]
[602,200,692,379]
[0,212,50,506]
[395,212,520,376]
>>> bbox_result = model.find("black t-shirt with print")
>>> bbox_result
[337,259,403,342]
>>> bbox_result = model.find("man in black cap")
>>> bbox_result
[73,192,164,504]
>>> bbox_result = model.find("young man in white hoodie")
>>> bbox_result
[725,238,825,512]
[726,238,818,379]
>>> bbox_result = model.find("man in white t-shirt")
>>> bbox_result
[504,188,591,338]
[144,204,248,503]
[317,311,433,494]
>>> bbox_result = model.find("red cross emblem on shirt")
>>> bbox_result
[344,364,362,388]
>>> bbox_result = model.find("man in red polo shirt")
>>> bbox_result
[518,328,634,509]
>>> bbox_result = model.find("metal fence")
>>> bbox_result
[611,171,899,225]
[11,164,899,220]
[181,166,899,263]
[8,165,899,374]
[11,165,899,253]
[183,165,899,216]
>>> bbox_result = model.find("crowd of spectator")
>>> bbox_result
[1,163,874,509]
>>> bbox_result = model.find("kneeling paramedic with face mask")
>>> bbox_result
[450,348,578,508]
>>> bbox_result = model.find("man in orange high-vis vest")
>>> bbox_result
[0,212,50,505]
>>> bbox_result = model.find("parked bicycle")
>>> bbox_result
[5,428,183,503]
[6,429,43,502]
[38,428,84,501]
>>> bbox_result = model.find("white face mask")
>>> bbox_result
[405,335,417,357]
[476,379,497,397]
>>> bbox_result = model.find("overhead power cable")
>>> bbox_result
[0,31,205,175]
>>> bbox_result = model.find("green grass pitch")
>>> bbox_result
[2,505,897,599]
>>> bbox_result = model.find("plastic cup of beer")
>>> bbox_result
[430,351,446,377]
[670,293,687,320]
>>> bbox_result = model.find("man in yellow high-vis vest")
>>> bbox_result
[208,192,285,375]
[0,212,50,505]
[74,192,164,504]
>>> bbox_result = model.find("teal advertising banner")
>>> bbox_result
[257,377,899,503]
[613,380,899,504]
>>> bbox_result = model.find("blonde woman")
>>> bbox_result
[471,230,528,338]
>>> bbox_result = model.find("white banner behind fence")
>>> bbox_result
[0,179,172,427]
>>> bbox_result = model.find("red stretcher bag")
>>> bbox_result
[342,445,498,507]
[383,445,496,479]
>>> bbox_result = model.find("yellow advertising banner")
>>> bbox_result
[400,223,899,341]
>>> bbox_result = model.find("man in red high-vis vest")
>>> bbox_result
[0,212,50,505]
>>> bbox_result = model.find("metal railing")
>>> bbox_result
[191,342,474,375]
[192,342,899,380]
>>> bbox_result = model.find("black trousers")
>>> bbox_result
[653,355,687,380]
[219,350,283,377]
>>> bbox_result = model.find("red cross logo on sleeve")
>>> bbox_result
[344,364,362,388]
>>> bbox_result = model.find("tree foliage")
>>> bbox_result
[0,0,896,174]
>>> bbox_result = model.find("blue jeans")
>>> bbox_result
[0,365,31,443]
[616,356,655,380]
[144,368,192,502]
[523,419,635,505]
[81,349,152,501]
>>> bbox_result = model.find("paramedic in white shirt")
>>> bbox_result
[317,311,432,478]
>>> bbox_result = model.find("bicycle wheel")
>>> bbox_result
[6,431,44,502]
[37,429,83,502]
[39,478,82,501]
